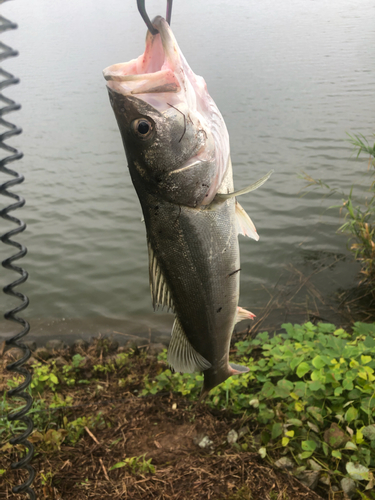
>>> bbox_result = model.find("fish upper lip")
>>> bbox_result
[103,16,181,94]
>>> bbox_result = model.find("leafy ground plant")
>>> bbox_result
[142,322,375,496]
[2,331,374,498]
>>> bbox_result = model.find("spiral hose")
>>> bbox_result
[0,3,36,498]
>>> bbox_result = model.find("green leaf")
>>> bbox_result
[307,406,324,424]
[361,355,372,365]
[290,356,305,371]
[274,379,293,398]
[364,336,375,348]
[279,379,294,391]
[312,355,327,369]
[334,328,345,337]
[281,437,290,447]
[295,401,304,412]
[262,381,275,398]
[334,387,343,396]
[310,370,322,381]
[286,418,303,427]
[298,451,313,459]
[322,442,329,456]
[356,429,365,444]
[332,450,342,459]
[343,379,354,391]
[345,407,358,423]
[258,408,274,423]
[309,380,325,392]
[296,362,310,378]
[271,423,283,440]
[109,461,127,470]
[50,374,59,385]
[293,381,307,398]
[301,440,317,452]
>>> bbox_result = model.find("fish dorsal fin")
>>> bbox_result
[235,201,259,241]
[215,169,274,201]
[168,317,212,373]
[148,241,174,312]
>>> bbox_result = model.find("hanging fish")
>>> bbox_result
[103,16,272,396]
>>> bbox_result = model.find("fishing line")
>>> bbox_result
[0,2,36,498]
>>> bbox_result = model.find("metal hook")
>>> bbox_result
[137,0,173,35]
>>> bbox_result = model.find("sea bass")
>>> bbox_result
[103,16,271,396]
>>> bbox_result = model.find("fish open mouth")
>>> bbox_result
[103,16,182,98]
[103,15,231,205]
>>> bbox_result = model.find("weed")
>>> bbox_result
[302,132,375,287]
[63,411,107,445]
[109,454,155,475]
[30,429,68,452]
[30,362,60,393]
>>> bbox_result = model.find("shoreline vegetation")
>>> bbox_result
[1,320,375,500]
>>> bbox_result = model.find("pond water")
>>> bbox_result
[1,0,374,344]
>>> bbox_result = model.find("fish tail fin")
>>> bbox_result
[229,362,250,375]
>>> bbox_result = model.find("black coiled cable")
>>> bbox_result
[0,5,36,499]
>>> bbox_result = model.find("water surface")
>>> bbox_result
[1,0,374,343]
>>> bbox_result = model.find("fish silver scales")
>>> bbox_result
[103,16,266,395]
[140,172,240,393]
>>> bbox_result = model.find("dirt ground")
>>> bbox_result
[1,391,326,500]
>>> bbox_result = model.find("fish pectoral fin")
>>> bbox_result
[214,170,274,201]
[148,240,174,312]
[229,362,250,375]
[236,306,256,324]
[167,317,211,374]
[235,201,259,241]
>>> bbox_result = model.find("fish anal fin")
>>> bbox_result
[168,317,211,373]
[235,201,259,241]
[148,241,174,312]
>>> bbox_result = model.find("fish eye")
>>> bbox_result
[133,118,153,138]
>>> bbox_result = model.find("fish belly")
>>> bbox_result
[141,192,240,369]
